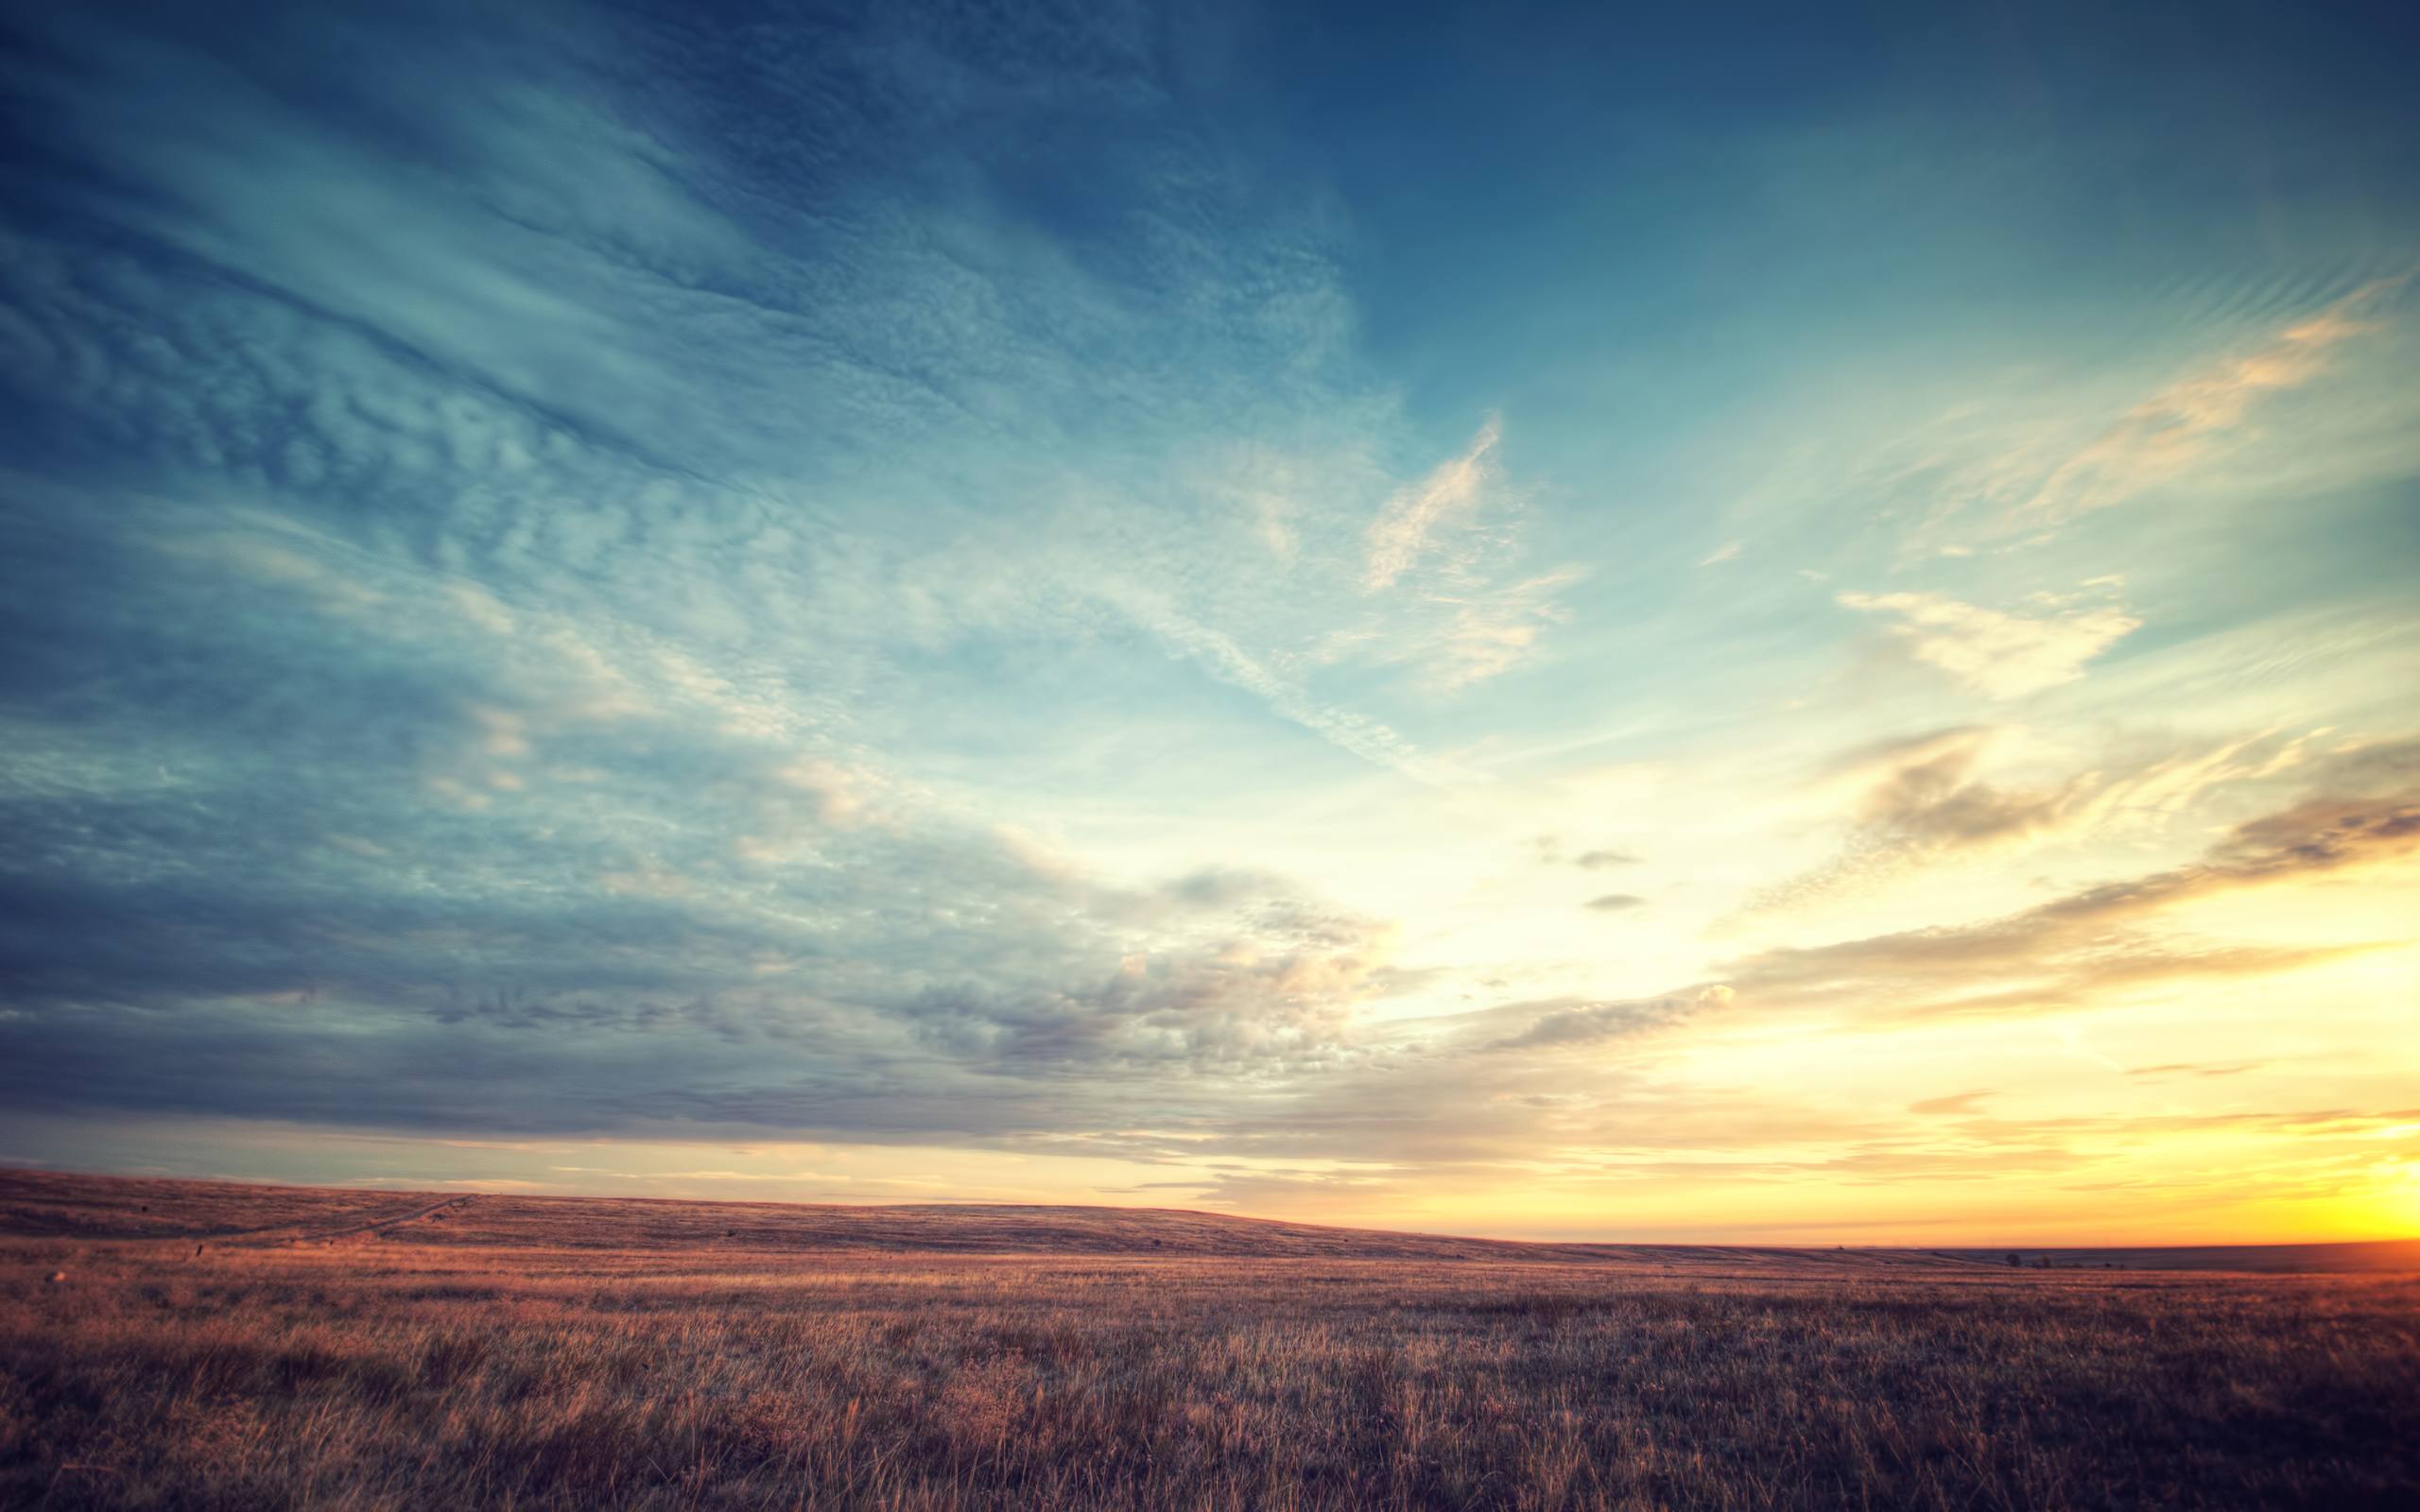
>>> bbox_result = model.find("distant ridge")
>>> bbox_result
[5,1170,2414,1274]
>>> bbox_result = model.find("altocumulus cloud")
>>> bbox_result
[0,0,1530,1148]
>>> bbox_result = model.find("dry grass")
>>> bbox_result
[2,1175,2415,1510]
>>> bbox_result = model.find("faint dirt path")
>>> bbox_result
[275,1194,474,1246]
[161,1194,476,1249]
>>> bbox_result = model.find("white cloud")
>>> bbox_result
[1998,281,2396,534]
[1425,567,1589,690]
[1839,588,2140,698]
[1363,416,1502,592]
[1343,417,1582,688]
[1103,585,1472,785]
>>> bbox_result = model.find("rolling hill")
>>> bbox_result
[5,1168,2412,1272]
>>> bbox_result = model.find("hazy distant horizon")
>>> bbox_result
[3,0,2417,1248]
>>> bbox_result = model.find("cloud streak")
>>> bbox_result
[1998,277,2406,535]
[1363,417,1503,592]
[1723,777,2420,1021]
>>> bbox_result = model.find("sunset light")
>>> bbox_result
[2,2,2416,1505]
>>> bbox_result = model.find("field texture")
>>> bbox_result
[3,1174,2416,1510]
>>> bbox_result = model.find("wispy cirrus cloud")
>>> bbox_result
[1753,723,2349,916]
[1871,277,2418,561]
[1996,277,2406,537]
[1411,566,1588,691]
[1102,586,1469,785]
[1721,770,2420,1021]
[1363,416,1504,592]
[1348,419,1584,689]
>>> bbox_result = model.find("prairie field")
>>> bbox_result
[3,1174,2416,1510]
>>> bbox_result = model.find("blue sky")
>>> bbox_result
[2,0,2416,1241]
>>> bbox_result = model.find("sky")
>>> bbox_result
[1,0,2416,1245]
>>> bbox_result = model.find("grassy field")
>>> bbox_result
[3,1174,2416,1509]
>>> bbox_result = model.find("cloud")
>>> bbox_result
[1489,987,1734,1052]
[1339,420,1579,690]
[0,0,1550,1166]
[1837,728,2076,848]
[0,1,2411,1233]
[1909,1091,1992,1116]
[2205,791,2420,881]
[1858,278,2418,561]
[1415,566,1588,690]
[1837,587,2140,697]
[1751,722,2351,922]
[1997,277,2405,535]
[1106,589,1468,785]
[1531,838,1641,871]
[1720,776,2420,1021]
[1752,727,2090,910]
[0,772,1407,1138]
[1765,723,2341,914]
[0,0,1504,769]
[1584,892,1647,912]
[1362,416,1502,592]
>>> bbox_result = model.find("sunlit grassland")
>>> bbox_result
[3,1176,2415,1509]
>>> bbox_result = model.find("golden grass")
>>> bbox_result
[3,1175,2415,1509]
